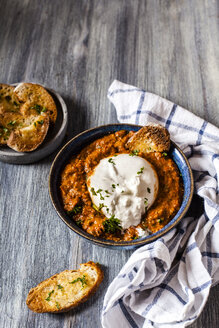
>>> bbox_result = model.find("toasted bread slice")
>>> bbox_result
[14,83,57,123]
[7,114,49,152]
[127,124,170,153]
[0,84,21,114]
[26,262,103,313]
[0,112,24,144]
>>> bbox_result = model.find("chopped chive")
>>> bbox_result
[108,157,116,165]
[45,290,54,301]
[147,187,151,193]
[93,204,99,211]
[57,284,63,290]
[137,167,144,175]
[69,275,87,288]
[7,120,16,126]
[129,149,140,156]
[103,215,122,233]
[91,187,97,196]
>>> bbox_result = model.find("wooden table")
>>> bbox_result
[1,1,218,327]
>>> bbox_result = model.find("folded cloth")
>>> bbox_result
[101,80,219,328]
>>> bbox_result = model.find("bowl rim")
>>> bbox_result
[49,123,194,247]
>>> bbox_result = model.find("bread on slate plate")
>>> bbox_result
[7,113,49,152]
[127,123,170,153]
[0,84,21,114]
[26,262,103,313]
[14,83,57,123]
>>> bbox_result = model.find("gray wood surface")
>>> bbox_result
[0,0,218,327]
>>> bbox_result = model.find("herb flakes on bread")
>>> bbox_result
[14,83,57,123]
[0,84,21,114]
[26,262,103,313]
[127,124,170,154]
[0,82,58,152]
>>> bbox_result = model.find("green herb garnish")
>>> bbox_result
[163,152,168,157]
[31,104,42,114]
[41,107,47,112]
[147,187,151,193]
[108,157,116,165]
[129,149,140,156]
[37,120,44,125]
[137,167,144,175]
[56,302,60,309]
[98,203,105,210]
[57,284,63,290]
[69,274,87,288]
[45,290,54,301]
[34,122,37,127]
[92,204,99,211]
[7,120,16,126]
[91,187,97,196]
[103,215,122,233]
[67,205,82,216]
[76,219,82,227]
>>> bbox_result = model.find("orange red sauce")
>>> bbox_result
[60,130,183,241]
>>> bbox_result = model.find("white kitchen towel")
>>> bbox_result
[101,80,219,328]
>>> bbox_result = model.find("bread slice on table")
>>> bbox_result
[127,124,170,153]
[0,84,21,114]
[26,262,103,313]
[14,83,57,123]
[7,113,49,152]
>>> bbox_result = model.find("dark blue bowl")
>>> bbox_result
[49,124,194,249]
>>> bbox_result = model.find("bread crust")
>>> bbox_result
[14,83,57,123]
[127,124,170,153]
[26,262,103,313]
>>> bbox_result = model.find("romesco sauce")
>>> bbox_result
[60,130,183,241]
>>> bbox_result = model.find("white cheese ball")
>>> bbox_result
[87,154,159,229]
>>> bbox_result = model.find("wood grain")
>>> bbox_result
[0,0,218,327]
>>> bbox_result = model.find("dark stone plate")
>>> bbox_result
[0,83,68,164]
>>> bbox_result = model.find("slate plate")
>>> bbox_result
[0,83,68,164]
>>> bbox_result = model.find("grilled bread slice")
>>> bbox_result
[0,84,21,114]
[7,114,49,152]
[127,124,170,154]
[0,112,24,144]
[14,83,57,123]
[26,262,103,313]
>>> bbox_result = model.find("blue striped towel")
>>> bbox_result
[101,80,219,328]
